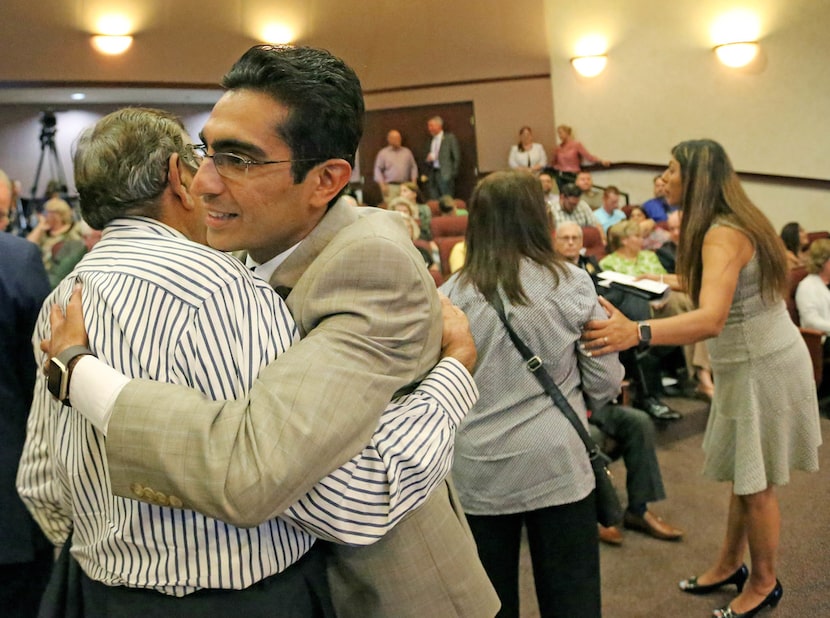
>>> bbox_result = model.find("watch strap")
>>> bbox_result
[637,321,651,350]
[53,345,95,405]
[55,345,95,369]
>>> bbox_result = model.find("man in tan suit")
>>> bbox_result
[47,45,499,617]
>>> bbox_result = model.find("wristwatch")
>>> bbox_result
[46,345,95,406]
[637,321,652,349]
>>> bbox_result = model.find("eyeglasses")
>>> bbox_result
[189,144,320,179]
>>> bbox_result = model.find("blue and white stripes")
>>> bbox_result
[18,217,476,596]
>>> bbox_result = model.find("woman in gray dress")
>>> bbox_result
[582,139,821,618]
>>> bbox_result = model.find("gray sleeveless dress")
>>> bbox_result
[702,224,822,495]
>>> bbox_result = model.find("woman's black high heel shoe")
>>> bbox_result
[678,564,749,595]
[712,579,783,617]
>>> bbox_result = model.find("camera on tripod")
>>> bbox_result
[39,111,58,142]
[30,109,68,199]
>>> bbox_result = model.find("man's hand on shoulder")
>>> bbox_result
[437,293,477,372]
[40,280,89,362]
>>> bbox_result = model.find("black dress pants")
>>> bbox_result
[75,542,333,618]
[466,492,600,618]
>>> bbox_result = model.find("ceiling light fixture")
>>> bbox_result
[713,41,760,68]
[570,55,608,78]
[91,34,133,55]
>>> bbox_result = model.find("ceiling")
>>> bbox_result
[0,0,550,105]
[0,86,223,106]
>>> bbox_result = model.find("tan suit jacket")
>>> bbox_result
[105,201,499,617]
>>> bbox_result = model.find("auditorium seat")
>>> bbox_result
[435,236,464,276]
[581,225,606,259]
[430,215,468,239]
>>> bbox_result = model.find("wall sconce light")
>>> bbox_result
[713,42,759,68]
[91,34,133,55]
[570,55,607,78]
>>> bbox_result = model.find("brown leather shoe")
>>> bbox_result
[623,510,683,541]
[598,524,623,545]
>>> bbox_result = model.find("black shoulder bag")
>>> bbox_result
[488,293,624,527]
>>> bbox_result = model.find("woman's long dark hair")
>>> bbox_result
[458,170,565,305]
[673,139,786,304]
[780,222,802,254]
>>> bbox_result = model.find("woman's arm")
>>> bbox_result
[575,141,611,167]
[582,226,753,353]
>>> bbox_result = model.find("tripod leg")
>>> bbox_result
[31,146,48,198]
[48,141,68,193]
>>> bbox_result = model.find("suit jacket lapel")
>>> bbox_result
[268,200,361,291]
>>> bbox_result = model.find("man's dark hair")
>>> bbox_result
[561,182,582,198]
[222,45,364,184]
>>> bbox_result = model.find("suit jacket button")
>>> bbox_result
[130,483,144,497]
[168,495,183,508]
[141,487,158,503]
[155,491,170,506]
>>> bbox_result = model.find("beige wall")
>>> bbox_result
[365,78,555,175]
[545,0,829,230]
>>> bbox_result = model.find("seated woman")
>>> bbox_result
[795,239,830,337]
[601,220,667,276]
[601,221,686,416]
[389,195,440,267]
[399,181,433,242]
[780,221,810,269]
[796,239,830,404]
[628,205,671,251]
[441,170,622,617]
[25,197,86,288]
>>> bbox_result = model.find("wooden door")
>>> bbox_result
[359,102,477,206]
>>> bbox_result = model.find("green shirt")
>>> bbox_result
[599,250,667,277]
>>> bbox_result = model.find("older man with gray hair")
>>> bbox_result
[425,115,461,199]
[18,107,479,615]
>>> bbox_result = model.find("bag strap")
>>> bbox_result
[488,292,603,461]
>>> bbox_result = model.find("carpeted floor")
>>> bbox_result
[517,398,830,617]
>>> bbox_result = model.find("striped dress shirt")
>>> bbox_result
[18,217,476,596]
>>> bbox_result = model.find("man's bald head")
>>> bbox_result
[387,130,402,148]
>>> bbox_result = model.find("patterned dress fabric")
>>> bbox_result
[702,222,822,494]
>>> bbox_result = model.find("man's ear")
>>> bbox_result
[308,159,352,207]
[167,153,195,209]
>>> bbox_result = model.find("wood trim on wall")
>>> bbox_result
[478,162,830,191]
[606,162,830,190]
[363,74,551,96]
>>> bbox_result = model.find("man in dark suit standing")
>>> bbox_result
[0,169,53,615]
[425,116,461,199]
